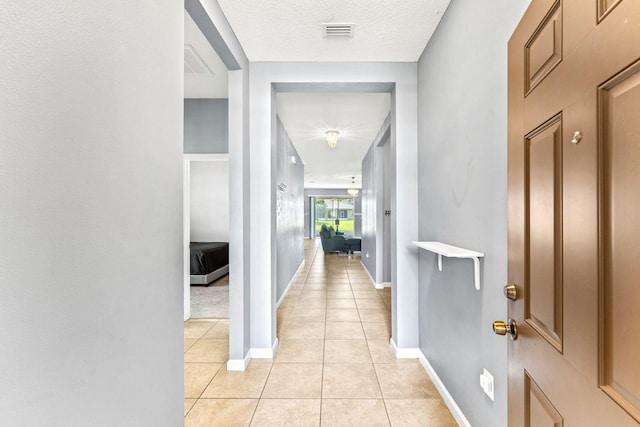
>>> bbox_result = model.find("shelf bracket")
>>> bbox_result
[472,257,480,290]
[437,254,480,289]
[413,241,484,291]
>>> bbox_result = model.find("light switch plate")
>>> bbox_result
[480,368,494,401]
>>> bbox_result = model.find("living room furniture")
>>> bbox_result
[319,224,347,253]
[319,224,361,254]
[345,238,361,253]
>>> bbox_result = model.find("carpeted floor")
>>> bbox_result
[190,275,229,319]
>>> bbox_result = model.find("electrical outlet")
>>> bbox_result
[480,368,494,401]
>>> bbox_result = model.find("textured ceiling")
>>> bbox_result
[184,11,228,98]
[216,0,452,62]
[277,93,390,189]
[188,1,452,188]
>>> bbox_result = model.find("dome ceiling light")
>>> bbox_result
[325,130,340,149]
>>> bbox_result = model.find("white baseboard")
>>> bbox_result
[389,339,471,426]
[418,350,471,427]
[227,352,251,371]
[374,281,391,289]
[359,261,390,289]
[389,338,421,359]
[360,261,377,288]
[276,259,305,308]
[250,338,279,359]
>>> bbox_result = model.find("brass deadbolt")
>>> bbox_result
[504,284,517,301]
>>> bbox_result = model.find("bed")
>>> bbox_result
[190,242,229,285]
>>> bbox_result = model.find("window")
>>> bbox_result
[314,198,355,237]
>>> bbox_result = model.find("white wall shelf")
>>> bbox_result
[413,241,484,290]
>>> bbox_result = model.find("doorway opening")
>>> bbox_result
[182,6,230,321]
[186,157,229,319]
[272,85,394,346]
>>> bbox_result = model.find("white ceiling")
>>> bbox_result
[216,0,451,62]
[184,11,228,98]
[277,93,390,189]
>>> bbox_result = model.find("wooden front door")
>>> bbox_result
[507,0,640,425]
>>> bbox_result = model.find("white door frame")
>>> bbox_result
[183,154,229,320]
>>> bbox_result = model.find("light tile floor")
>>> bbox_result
[184,239,458,426]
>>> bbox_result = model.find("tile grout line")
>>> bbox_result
[184,320,218,420]
[349,256,392,425]
[248,358,276,426]
[252,241,319,426]
[317,244,326,427]
[366,282,393,427]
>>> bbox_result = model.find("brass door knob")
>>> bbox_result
[493,319,518,340]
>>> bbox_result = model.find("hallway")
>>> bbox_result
[184,239,456,426]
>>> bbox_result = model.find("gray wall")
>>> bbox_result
[0,2,183,425]
[416,1,530,426]
[361,144,377,278]
[303,189,362,238]
[276,117,305,301]
[361,116,391,285]
[382,141,391,283]
[184,98,229,153]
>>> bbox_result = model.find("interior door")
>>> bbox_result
[507,0,640,425]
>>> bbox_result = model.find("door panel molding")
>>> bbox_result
[525,113,564,352]
[525,0,563,96]
[598,0,624,23]
[598,58,640,423]
[525,370,564,427]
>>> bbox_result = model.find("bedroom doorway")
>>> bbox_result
[183,0,252,370]
[186,157,230,319]
[182,4,232,322]
[183,156,230,320]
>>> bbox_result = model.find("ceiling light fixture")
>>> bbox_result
[325,130,339,149]
[347,177,359,196]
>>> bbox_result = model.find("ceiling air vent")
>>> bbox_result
[184,44,214,75]
[322,23,355,38]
